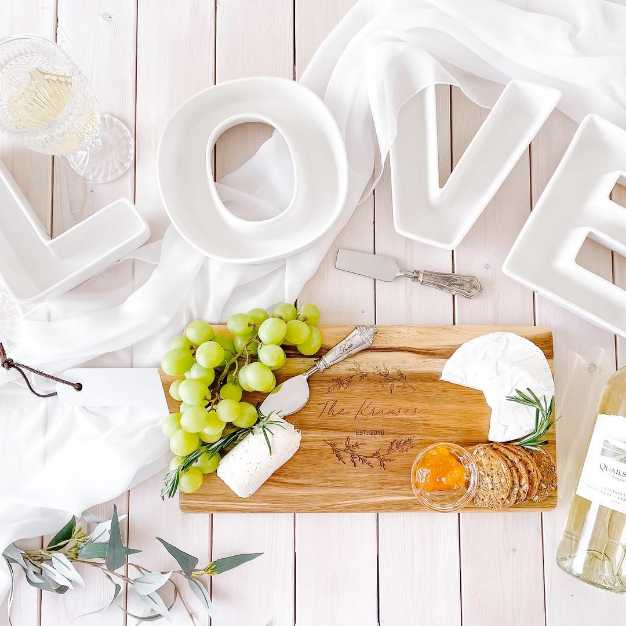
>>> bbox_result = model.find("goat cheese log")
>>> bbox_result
[217,416,301,498]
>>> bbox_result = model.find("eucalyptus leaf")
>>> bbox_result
[79,541,140,560]
[25,564,69,593]
[126,587,175,621]
[187,576,212,616]
[40,562,73,589]
[146,591,171,618]
[209,552,262,575]
[105,505,125,572]
[46,516,76,551]
[132,571,171,596]
[3,544,26,568]
[156,537,198,576]
[51,553,84,587]
[88,515,128,544]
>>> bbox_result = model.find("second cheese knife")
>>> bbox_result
[336,249,481,298]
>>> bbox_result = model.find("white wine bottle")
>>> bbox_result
[557,367,626,591]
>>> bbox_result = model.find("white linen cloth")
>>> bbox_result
[3,0,626,601]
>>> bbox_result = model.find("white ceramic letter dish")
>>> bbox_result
[504,115,626,337]
[0,161,149,304]
[390,81,560,249]
[158,77,348,264]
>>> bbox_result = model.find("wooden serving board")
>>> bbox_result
[166,326,556,513]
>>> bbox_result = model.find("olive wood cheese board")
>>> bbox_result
[162,325,556,513]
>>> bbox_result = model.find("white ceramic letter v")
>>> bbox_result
[390,81,560,249]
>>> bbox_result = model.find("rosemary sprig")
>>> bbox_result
[506,387,554,450]
[160,411,286,499]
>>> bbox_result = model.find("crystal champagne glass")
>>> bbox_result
[0,35,133,183]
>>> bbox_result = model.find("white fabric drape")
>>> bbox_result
[3,0,626,601]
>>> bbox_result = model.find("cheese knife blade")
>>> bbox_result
[335,248,482,298]
[259,325,376,418]
[336,248,400,282]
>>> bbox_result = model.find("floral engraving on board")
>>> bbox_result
[324,436,414,470]
[372,365,416,394]
[325,362,416,395]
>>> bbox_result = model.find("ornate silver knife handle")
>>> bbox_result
[304,325,376,378]
[402,270,482,299]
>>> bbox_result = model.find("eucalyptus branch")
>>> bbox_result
[4,508,262,624]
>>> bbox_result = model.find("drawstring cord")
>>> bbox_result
[0,343,82,398]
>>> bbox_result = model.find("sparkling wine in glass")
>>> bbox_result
[0,35,133,183]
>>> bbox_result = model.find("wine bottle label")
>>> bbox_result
[576,413,626,514]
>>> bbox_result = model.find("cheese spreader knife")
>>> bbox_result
[335,248,482,298]
[259,325,376,417]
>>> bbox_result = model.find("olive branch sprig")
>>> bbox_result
[160,410,286,499]
[506,387,555,450]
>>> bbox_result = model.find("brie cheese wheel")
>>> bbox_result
[441,332,554,442]
[217,415,301,498]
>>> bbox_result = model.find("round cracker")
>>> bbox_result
[513,446,541,501]
[490,444,519,507]
[496,444,530,504]
[471,444,513,510]
[530,448,557,502]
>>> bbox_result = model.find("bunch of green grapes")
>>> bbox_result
[160,302,322,494]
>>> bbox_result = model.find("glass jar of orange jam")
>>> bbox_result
[411,442,477,511]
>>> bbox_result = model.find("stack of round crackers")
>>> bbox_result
[471,443,556,509]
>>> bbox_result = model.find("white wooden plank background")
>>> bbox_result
[2,2,626,626]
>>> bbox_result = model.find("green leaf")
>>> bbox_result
[105,505,125,572]
[79,542,140,560]
[156,538,198,576]
[51,553,84,587]
[131,571,171,596]
[208,552,262,575]
[187,577,212,615]
[46,516,76,551]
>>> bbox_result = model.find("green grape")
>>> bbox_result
[214,333,235,353]
[169,379,183,401]
[227,313,253,336]
[298,303,320,326]
[237,365,254,392]
[258,344,286,370]
[203,409,226,435]
[169,456,183,471]
[179,467,204,493]
[200,430,222,443]
[245,362,276,393]
[185,320,215,346]
[170,430,200,456]
[234,335,258,354]
[169,335,192,350]
[178,379,209,406]
[272,302,297,321]
[185,363,215,386]
[284,319,311,345]
[227,371,238,384]
[180,406,210,433]
[233,402,258,428]
[297,325,322,356]
[216,399,242,422]
[258,317,287,345]
[179,402,195,414]
[248,308,269,324]
[220,383,243,402]
[196,341,225,369]
[161,348,194,376]
[160,412,181,437]
[195,451,220,474]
